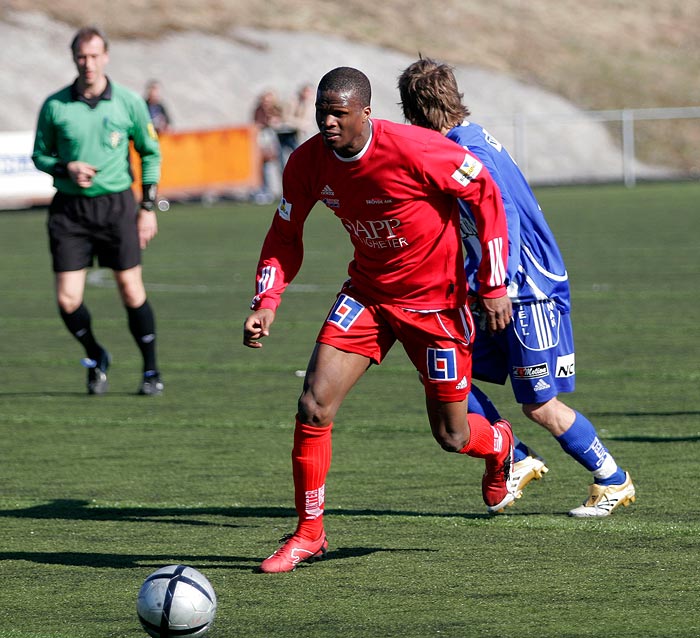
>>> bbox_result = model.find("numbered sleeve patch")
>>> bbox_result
[327,294,365,332]
[427,348,457,381]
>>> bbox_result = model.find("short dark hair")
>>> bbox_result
[398,57,470,132]
[318,67,372,107]
[71,26,109,55]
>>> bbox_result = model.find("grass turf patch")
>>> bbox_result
[0,182,698,637]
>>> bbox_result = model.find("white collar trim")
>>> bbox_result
[334,119,373,162]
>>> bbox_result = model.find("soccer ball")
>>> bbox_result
[136,565,217,637]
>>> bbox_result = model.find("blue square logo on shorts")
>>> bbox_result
[427,348,457,381]
[327,294,365,332]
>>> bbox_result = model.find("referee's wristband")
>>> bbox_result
[140,183,158,211]
[53,162,68,178]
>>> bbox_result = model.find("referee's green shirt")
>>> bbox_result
[32,79,161,197]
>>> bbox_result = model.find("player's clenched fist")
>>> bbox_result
[243,308,275,348]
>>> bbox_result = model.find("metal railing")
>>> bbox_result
[479,106,700,187]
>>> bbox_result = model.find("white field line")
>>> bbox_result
[86,269,324,293]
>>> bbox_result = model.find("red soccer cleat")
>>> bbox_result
[258,532,329,573]
[482,420,516,514]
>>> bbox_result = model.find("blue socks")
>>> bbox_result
[469,388,627,484]
[467,384,501,422]
[556,411,626,484]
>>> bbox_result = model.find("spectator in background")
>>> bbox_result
[286,83,317,144]
[275,107,300,170]
[252,90,283,204]
[273,83,318,169]
[144,79,171,134]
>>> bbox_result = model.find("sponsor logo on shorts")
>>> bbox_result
[427,348,457,381]
[512,363,549,379]
[327,294,364,331]
[555,354,576,378]
[456,376,468,390]
[533,379,551,392]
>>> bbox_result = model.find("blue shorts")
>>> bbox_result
[471,299,576,404]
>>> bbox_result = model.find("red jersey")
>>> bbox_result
[252,118,507,312]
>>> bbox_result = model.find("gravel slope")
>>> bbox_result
[1,11,665,183]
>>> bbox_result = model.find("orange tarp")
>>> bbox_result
[131,125,261,198]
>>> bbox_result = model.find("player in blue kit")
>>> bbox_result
[398,57,636,517]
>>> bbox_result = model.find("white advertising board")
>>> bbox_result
[0,131,55,209]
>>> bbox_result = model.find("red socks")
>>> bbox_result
[292,419,332,540]
[290,413,497,539]
[458,413,499,459]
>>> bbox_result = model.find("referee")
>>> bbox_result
[32,26,164,396]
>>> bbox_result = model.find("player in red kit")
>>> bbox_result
[243,67,513,573]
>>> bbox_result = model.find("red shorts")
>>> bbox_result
[316,288,475,401]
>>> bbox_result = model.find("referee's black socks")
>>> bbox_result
[126,300,158,373]
[59,303,103,362]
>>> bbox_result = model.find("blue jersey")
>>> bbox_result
[447,121,570,312]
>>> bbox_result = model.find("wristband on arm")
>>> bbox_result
[140,183,158,211]
[53,162,68,178]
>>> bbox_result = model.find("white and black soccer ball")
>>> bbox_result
[137,565,217,638]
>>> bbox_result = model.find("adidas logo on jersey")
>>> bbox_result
[533,379,551,392]
[455,376,468,390]
[321,184,335,196]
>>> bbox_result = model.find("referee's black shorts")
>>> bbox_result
[47,189,140,273]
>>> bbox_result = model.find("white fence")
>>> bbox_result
[478,106,700,187]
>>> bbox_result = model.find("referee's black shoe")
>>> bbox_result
[138,370,164,396]
[82,349,111,395]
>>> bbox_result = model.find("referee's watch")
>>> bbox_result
[140,183,158,211]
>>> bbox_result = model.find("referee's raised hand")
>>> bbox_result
[67,160,98,188]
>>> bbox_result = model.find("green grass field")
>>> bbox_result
[1,182,698,638]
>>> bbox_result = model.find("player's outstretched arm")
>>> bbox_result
[243,308,276,348]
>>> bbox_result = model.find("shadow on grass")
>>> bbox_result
[0,499,247,528]
[590,410,700,418]
[0,547,434,571]
[0,499,504,527]
[606,434,700,443]
[580,412,700,443]
[0,499,493,524]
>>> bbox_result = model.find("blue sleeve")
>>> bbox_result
[448,126,521,283]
